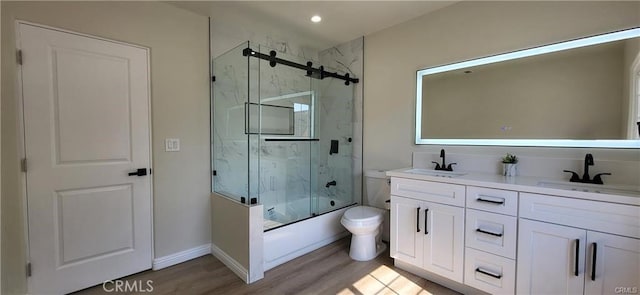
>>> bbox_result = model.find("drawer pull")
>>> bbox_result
[591,242,597,281]
[476,228,503,237]
[475,267,502,279]
[574,239,580,276]
[424,208,429,235]
[416,207,420,233]
[476,197,505,205]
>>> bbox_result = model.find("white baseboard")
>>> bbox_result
[152,244,212,271]
[211,243,249,283]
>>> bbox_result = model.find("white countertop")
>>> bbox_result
[387,168,640,206]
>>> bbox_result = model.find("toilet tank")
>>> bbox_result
[364,170,390,209]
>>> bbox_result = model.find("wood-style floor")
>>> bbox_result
[75,238,459,295]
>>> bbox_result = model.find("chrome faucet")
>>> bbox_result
[563,153,611,185]
[432,149,456,171]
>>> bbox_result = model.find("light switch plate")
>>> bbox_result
[165,138,180,152]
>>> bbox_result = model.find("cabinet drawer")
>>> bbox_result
[464,247,516,295]
[520,193,640,239]
[465,209,517,259]
[466,186,518,216]
[391,177,465,207]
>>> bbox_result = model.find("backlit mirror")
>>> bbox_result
[416,28,640,148]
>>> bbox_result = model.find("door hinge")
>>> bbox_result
[17,50,23,65]
[21,158,27,173]
[211,76,216,82]
[212,170,217,176]
[26,262,32,277]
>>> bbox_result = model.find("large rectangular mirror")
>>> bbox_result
[416,28,640,148]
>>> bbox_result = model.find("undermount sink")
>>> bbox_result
[537,181,640,196]
[403,168,467,178]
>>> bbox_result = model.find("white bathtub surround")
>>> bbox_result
[413,149,640,187]
[263,196,352,230]
[263,205,352,271]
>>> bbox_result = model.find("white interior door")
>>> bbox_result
[18,23,152,294]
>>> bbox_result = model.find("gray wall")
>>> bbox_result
[1,2,210,293]
[364,1,640,172]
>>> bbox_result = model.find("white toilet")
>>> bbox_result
[341,170,390,261]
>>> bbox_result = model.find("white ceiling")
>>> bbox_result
[168,1,456,50]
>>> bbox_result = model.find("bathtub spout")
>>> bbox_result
[325,180,337,188]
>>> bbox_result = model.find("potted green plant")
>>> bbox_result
[502,153,518,177]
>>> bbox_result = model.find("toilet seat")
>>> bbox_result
[342,206,383,227]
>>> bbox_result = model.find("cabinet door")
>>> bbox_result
[585,232,640,295]
[423,201,465,283]
[390,195,423,267]
[517,219,586,295]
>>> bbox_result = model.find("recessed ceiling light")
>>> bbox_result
[311,15,322,23]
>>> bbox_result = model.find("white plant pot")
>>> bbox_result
[503,163,518,177]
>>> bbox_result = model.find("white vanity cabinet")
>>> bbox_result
[464,186,518,294]
[388,170,640,295]
[390,178,466,283]
[517,193,640,295]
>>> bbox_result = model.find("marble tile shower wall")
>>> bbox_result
[319,37,364,207]
[213,38,364,216]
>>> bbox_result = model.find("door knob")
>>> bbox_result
[128,168,148,176]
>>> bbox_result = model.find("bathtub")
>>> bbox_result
[263,196,356,271]
[263,196,351,230]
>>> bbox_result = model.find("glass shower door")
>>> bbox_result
[257,45,316,230]
[311,75,355,215]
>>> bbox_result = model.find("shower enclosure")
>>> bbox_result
[212,41,359,231]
